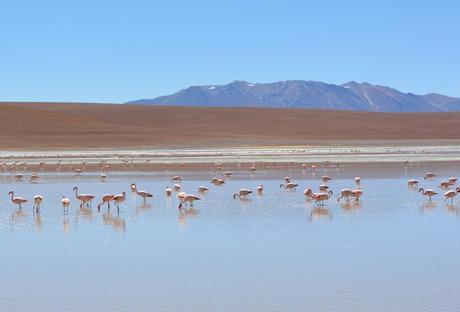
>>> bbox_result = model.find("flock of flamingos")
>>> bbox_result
[3,160,460,216]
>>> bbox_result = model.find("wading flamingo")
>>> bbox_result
[73,187,95,208]
[408,179,419,188]
[171,176,182,182]
[131,184,153,204]
[304,188,314,199]
[233,189,253,199]
[313,190,334,206]
[322,175,332,182]
[8,191,28,209]
[424,172,436,180]
[354,177,361,185]
[62,196,71,214]
[165,186,173,196]
[280,183,298,191]
[257,185,264,193]
[419,188,437,202]
[444,188,460,203]
[439,181,451,189]
[352,189,363,201]
[198,186,209,193]
[178,193,201,209]
[97,194,115,212]
[337,189,353,202]
[33,195,43,212]
[113,192,126,213]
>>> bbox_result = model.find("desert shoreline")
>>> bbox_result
[2,144,460,172]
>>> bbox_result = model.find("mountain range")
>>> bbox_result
[126,80,460,112]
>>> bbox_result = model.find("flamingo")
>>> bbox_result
[448,177,458,185]
[408,179,419,188]
[280,183,298,191]
[211,178,225,186]
[224,171,232,177]
[257,185,264,193]
[198,186,209,193]
[233,189,253,199]
[337,189,353,202]
[33,195,43,212]
[322,175,332,182]
[318,184,330,191]
[313,190,334,206]
[444,188,460,203]
[62,196,71,214]
[424,172,436,180]
[249,166,256,173]
[171,176,182,182]
[439,181,451,189]
[74,168,83,175]
[173,184,182,191]
[165,186,173,196]
[113,192,126,213]
[100,173,107,181]
[30,173,39,182]
[73,187,95,208]
[352,189,363,201]
[284,177,291,183]
[419,188,437,202]
[178,193,201,208]
[97,194,115,212]
[131,184,153,204]
[8,191,28,209]
[354,177,361,185]
[304,188,314,199]
[130,183,137,193]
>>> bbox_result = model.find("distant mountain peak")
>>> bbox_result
[126,80,460,112]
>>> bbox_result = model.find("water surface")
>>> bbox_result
[1,165,460,311]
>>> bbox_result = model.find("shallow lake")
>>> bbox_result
[1,164,460,311]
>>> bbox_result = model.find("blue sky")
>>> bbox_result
[0,0,459,103]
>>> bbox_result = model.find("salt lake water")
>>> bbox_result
[1,164,460,311]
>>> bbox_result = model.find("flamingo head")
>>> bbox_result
[8,191,13,196]
[73,186,77,191]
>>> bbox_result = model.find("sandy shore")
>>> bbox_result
[2,144,460,172]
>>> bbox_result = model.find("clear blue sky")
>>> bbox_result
[0,0,459,103]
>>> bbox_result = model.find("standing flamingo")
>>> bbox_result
[113,192,126,213]
[73,187,95,208]
[33,195,43,212]
[444,188,460,203]
[178,193,201,209]
[352,189,363,201]
[280,183,298,191]
[97,194,115,212]
[408,179,419,188]
[62,196,71,214]
[257,185,264,194]
[337,189,353,202]
[419,188,437,202]
[313,190,334,206]
[233,189,253,199]
[131,183,153,204]
[8,191,28,209]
